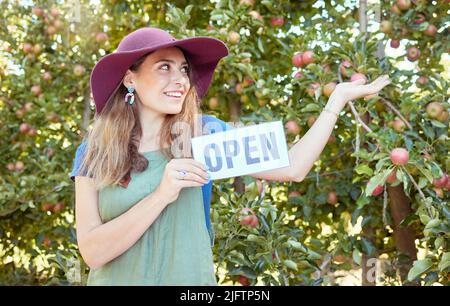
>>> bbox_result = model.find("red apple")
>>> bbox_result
[397,0,411,10]
[413,13,426,24]
[350,73,367,84]
[46,26,56,35]
[380,20,393,34]
[15,161,24,172]
[270,16,284,27]
[53,19,63,30]
[6,163,15,171]
[437,110,449,122]
[208,97,219,109]
[243,77,254,87]
[433,187,444,198]
[33,44,42,54]
[327,192,338,205]
[239,0,255,6]
[23,43,33,53]
[235,83,243,94]
[285,120,300,135]
[323,82,337,97]
[416,76,428,85]
[294,71,304,79]
[50,8,59,17]
[292,53,304,67]
[16,109,25,118]
[390,148,409,165]
[426,102,444,119]
[424,24,437,37]
[301,51,315,65]
[228,31,240,44]
[322,64,331,73]
[73,64,86,76]
[238,275,250,286]
[95,32,109,42]
[386,169,398,184]
[28,128,37,136]
[372,185,384,196]
[42,237,52,248]
[42,203,54,212]
[53,202,65,212]
[47,113,60,123]
[306,82,320,97]
[289,191,301,198]
[31,85,42,96]
[407,46,420,62]
[390,39,400,48]
[328,135,336,143]
[19,123,30,134]
[392,119,406,132]
[249,10,263,22]
[433,174,449,188]
[32,7,44,17]
[43,71,52,81]
[256,179,263,194]
[307,116,317,127]
[391,4,401,14]
[364,93,378,101]
[339,60,352,78]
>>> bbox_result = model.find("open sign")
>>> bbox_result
[192,121,290,180]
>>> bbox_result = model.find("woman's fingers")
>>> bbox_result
[169,159,209,181]
[175,170,209,184]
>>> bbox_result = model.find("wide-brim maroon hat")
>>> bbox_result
[90,27,229,115]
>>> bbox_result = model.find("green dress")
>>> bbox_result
[86,148,217,285]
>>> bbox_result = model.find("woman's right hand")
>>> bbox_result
[154,158,210,204]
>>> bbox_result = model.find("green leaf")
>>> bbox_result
[355,164,373,176]
[424,219,441,230]
[288,240,307,252]
[407,259,433,281]
[307,249,322,260]
[430,120,447,128]
[352,248,362,266]
[247,234,265,245]
[300,103,321,113]
[415,164,434,183]
[184,4,193,15]
[283,259,298,271]
[257,37,264,54]
[365,169,390,197]
[438,253,450,272]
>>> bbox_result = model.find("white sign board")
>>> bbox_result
[191,121,290,180]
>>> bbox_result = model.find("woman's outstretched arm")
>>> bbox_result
[250,75,391,182]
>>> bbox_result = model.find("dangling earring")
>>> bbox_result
[125,86,135,105]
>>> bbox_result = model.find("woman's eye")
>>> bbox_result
[160,64,189,74]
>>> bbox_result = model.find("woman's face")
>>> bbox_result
[124,47,191,115]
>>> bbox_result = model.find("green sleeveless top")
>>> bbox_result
[86,148,217,285]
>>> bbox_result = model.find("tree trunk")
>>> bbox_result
[81,87,92,138]
[361,227,377,286]
[229,99,245,194]
[387,184,419,285]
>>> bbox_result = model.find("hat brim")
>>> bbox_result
[90,36,229,114]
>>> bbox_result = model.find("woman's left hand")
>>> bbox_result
[331,74,391,104]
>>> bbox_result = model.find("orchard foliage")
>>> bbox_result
[0,0,448,285]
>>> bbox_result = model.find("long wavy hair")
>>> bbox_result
[77,48,203,190]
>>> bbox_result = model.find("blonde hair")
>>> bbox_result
[77,49,202,190]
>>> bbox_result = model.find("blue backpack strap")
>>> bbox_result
[69,141,89,182]
[200,115,233,246]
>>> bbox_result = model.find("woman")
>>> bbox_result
[70,27,391,285]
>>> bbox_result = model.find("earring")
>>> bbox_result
[125,86,135,105]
